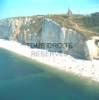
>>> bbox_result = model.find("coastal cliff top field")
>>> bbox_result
[0,12,99,39]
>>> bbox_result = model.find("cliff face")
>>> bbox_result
[0,16,98,59]
[0,19,11,39]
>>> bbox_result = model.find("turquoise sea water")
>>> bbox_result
[0,48,99,100]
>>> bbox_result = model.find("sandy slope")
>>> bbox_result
[0,39,99,82]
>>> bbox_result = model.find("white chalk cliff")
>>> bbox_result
[0,16,99,59]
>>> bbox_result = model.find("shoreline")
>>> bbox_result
[0,39,99,82]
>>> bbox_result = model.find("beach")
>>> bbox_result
[0,39,99,82]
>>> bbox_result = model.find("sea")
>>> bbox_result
[0,48,99,100]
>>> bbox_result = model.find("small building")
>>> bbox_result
[67,8,72,17]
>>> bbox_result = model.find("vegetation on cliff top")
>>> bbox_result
[0,12,99,39]
[47,12,99,38]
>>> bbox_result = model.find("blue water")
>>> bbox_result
[0,48,99,100]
